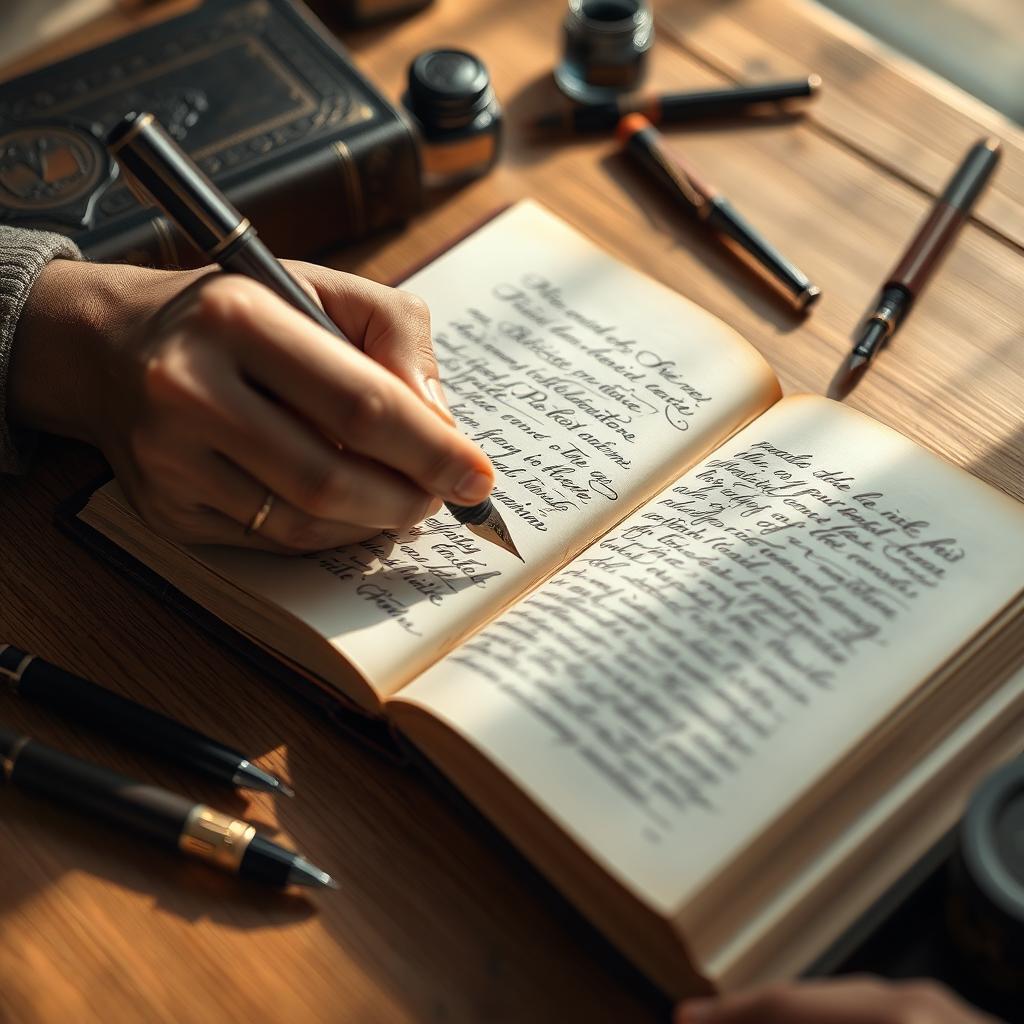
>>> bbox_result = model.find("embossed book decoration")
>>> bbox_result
[70,202,1024,999]
[0,0,421,265]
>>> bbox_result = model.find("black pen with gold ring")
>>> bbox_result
[106,111,522,560]
[0,725,336,889]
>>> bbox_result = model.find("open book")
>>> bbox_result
[78,201,1024,995]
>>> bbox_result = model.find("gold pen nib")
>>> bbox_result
[467,507,524,561]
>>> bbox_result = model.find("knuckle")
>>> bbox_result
[294,461,349,518]
[397,290,430,328]
[194,275,259,329]
[142,350,191,407]
[341,386,389,444]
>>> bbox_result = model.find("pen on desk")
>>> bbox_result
[617,113,820,311]
[0,725,336,890]
[105,111,523,561]
[534,76,821,135]
[0,643,293,796]
[835,137,1002,393]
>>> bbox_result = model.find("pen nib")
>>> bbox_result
[287,856,339,890]
[467,508,524,561]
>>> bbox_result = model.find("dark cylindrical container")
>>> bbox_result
[555,0,655,102]
[402,48,503,190]
[946,757,1024,997]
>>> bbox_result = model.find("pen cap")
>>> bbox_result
[940,138,1001,210]
[106,112,245,258]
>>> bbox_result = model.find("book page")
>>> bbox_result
[395,395,1024,913]
[186,201,778,695]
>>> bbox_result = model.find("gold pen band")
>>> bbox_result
[868,306,898,339]
[107,111,154,154]
[178,805,256,871]
[208,218,251,259]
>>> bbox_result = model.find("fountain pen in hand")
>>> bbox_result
[105,111,522,561]
[0,726,336,890]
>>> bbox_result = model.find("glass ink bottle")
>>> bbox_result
[403,48,503,189]
[555,0,655,103]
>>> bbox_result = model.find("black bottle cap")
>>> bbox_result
[406,49,495,132]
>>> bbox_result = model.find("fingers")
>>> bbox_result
[120,446,438,553]
[282,261,454,425]
[209,380,438,531]
[199,449,442,551]
[675,978,989,1024]
[202,278,493,505]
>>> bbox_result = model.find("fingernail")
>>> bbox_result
[425,377,456,425]
[675,999,715,1024]
[454,469,493,504]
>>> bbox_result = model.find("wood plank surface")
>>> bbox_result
[1,2,1022,1022]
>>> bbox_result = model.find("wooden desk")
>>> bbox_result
[1,2,1022,1021]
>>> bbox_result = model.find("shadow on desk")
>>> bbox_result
[0,791,316,928]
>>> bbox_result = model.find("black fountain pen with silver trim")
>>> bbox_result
[106,111,522,560]
[0,644,292,797]
[0,725,336,890]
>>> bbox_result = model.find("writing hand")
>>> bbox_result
[676,977,998,1023]
[11,259,495,551]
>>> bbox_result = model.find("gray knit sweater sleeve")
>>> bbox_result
[0,225,82,473]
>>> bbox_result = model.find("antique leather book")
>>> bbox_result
[0,0,422,265]
[72,201,1024,997]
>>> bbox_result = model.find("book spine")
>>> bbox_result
[81,118,423,268]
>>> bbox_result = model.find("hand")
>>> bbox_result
[675,977,997,1023]
[9,258,494,551]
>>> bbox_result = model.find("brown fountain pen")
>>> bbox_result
[846,137,1002,374]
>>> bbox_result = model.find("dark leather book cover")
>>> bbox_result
[0,0,423,266]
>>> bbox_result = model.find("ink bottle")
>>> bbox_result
[403,49,502,189]
[555,0,655,102]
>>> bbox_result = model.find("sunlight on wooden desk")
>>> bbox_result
[0,1,1021,1022]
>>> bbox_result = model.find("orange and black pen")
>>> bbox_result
[618,113,820,311]
[535,76,820,135]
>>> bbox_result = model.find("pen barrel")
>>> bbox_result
[224,232,345,339]
[705,198,816,306]
[623,124,711,212]
[0,727,193,846]
[106,112,245,259]
[888,202,967,296]
[8,651,248,788]
[940,139,1001,210]
[657,78,818,121]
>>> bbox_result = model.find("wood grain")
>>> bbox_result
[1,1,1022,1022]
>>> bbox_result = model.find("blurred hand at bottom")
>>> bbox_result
[675,977,999,1024]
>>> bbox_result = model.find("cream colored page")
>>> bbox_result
[193,201,777,692]
[396,395,1024,913]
